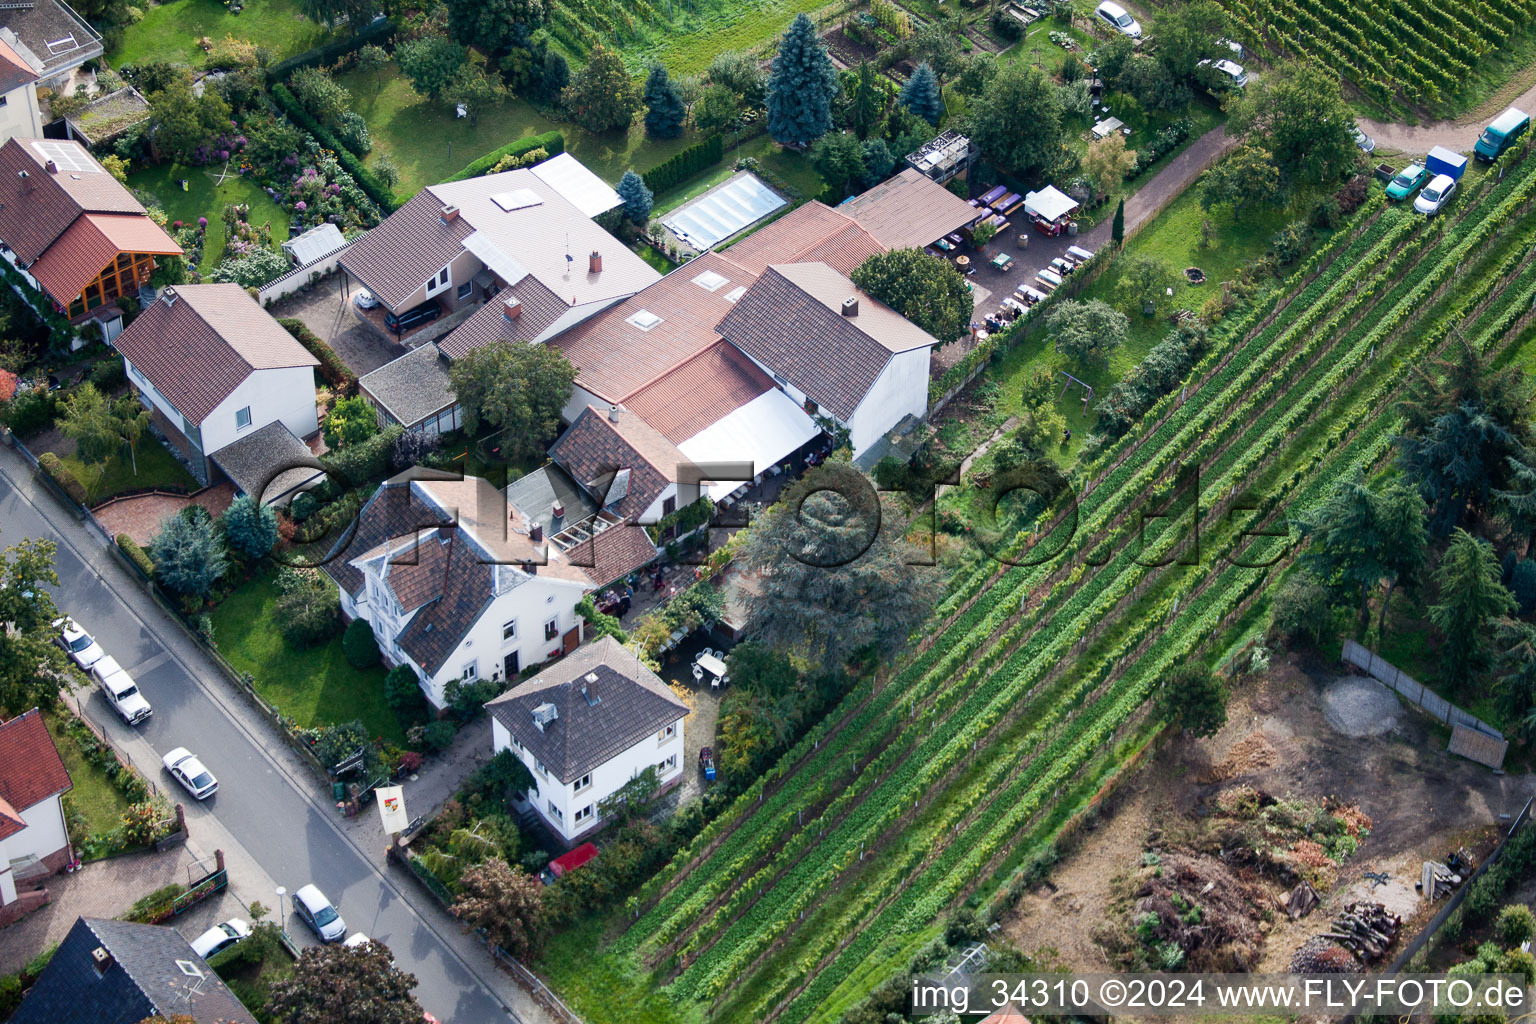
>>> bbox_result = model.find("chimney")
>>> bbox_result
[502,296,522,322]
[440,204,460,225]
[44,159,57,174]
[530,522,543,543]
[841,296,859,317]
[161,286,178,306]
[608,404,620,422]
[589,250,602,274]
[91,946,114,976]
[551,500,564,520]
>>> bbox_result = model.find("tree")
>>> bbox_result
[1112,198,1125,244]
[1156,663,1228,737]
[860,138,895,187]
[1498,904,1536,949]
[1495,621,1536,724]
[445,0,545,54]
[323,394,379,449]
[642,63,686,139]
[1429,529,1516,692]
[674,74,703,118]
[1081,133,1137,200]
[274,564,339,649]
[343,617,380,668]
[1093,34,1135,80]
[268,941,423,1024]
[897,62,943,126]
[150,512,227,599]
[739,462,941,674]
[385,664,427,721]
[1226,59,1358,185]
[850,248,973,344]
[1199,143,1284,215]
[1115,55,1190,112]
[766,14,839,147]
[1269,571,1338,648]
[447,61,508,127]
[395,34,468,101]
[955,52,997,97]
[147,75,231,164]
[1398,337,1535,535]
[562,44,638,133]
[1115,255,1177,315]
[964,64,1062,178]
[112,395,150,476]
[452,858,548,958]
[0,539,73,716]
[54,383,120,466]
[1294,475,1428,634]
[693,84,740,131]
[1153,0,1225,82]
[810,131,865,197]
[911,24,961,87]
[300,0,374,32]
[846,62,885,140]
[538,49,570,103]
[1046,299,1128,365]
[615,170,653,225]
[1496,452,1536,555]
[289,67,351,128]
[447,340,577,459]
[223,494,277,559]
[707,50,766,105]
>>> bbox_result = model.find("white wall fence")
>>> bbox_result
[258,243,350,306]
[1341,639,1508,767]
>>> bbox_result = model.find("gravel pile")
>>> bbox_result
[1322,676,1402,737]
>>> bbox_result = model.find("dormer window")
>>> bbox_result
[426,265,451,297]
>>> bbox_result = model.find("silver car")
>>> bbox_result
[1414,174,1457,215]
[1351,124,1376,154]
[1095,0,1141,37]
[54,617,105,670]
[190,919,250,959]
[163,747,218,799]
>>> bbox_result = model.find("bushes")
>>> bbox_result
[37,452,87,506]
[89,354,127,391]
[270,83,399,212]
[117,534,155,577]
[385,664,428,722]
[322,424,403,489]
[444,131,566,182]
[343,617,380,669]
[642,134,725,194]
[2,388,57,436]
[274,565,340,649]
[125,883,186,924]
[278,317,356,394]
[267,16,395,82]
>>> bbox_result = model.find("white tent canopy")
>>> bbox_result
[679,389,819,498]
[1024,185,1078,223]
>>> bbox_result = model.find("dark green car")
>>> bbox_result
[1386,162,1427,201]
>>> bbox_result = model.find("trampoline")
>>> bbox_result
[662,172,786,251]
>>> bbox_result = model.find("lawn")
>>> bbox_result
[46,711,130,840]
[337,65,822,200]
[109,0,335,67]
[208,571,405,745]
[997,20,1096,73]
[127,162,291,273]
[652,133,824,216]
[62,441,198,505]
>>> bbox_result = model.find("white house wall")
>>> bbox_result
[494,713,684,843]
[848,346,930,457]
[11,796,67,865]
[561,384,609,427]
[0,83,43,146]
[201,365,319,454]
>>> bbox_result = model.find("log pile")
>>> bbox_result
[1290,936,1360,973]
[1283,881,1318,919]
[1321,902,1400,963]
[1419,861,1461,901]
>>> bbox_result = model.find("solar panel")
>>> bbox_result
[491,188,543,212]
[31,141,96,174]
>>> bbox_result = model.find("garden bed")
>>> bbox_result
[128,163,291,273]
[47,711,130,845]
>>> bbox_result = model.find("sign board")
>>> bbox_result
[376,785,408,834]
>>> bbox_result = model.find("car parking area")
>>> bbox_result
[270,277,404,379]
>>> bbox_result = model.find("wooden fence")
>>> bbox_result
[1341,640,1507,767]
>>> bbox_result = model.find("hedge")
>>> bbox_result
[278,317,356,395]
[321,423,402,488]
[268,17,395,82]
[37,451,87,506]
[444,131,566,183]
[271,82,399,212]
[642,134,725,194]
[118,533,156,577]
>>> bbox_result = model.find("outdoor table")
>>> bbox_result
[669,628,686,645]
[697,653,727,678]
[990,253,1014,270]
[1092,116,1124,139]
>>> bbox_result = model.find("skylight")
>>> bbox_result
[725,286,747,303]
[627,309,663,331]
[491,188,543,212]
[693,269,729,292]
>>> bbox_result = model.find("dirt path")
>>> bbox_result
[1359,77,1536,154]
[1082,125,1238,250]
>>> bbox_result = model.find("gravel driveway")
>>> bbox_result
[270,275,400,378]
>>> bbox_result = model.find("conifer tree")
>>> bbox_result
[642,63,686,139]
[767,14,839,147]
[898,62,943,125]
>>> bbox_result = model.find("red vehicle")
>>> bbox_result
[541,842,599,885]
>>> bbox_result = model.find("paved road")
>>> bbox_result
[0,444,536,1024]
[1359,77,1536,155]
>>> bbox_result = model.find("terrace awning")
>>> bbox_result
[1024,185,1077,223]
[679,388,819,498]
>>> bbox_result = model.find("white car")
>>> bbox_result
[54,617,105,670]
[1351,124,1376,154]
[1095,0,1141,37]
[190,918,250,959]
[353,288,379,310]
[162,747,218,799]
[294,884,346,942]
[1217,37,1244,59]
[91,656,152,726]
[1415,174,1457,214]
[1197,58,1247,88]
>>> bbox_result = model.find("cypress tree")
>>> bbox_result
[767,13,839,147]
[898,62,943,126]
[643,63,686,139]
[1112,198,1125,244]
[616,170,654,224]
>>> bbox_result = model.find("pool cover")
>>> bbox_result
[663,172,787,250]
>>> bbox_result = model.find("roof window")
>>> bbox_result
[626,309,663,331]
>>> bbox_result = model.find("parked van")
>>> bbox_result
[1475,107,1530,162]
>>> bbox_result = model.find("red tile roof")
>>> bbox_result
[553,252,755,404]
[0,137,146,265]
[0,39,38,94]
[718,201,884,277]
[838,167,981,250]
[549,406,694,521]
[112,284,318,423]
[0,710,72,827]
[27,212,180,305]
[624,340,774,444]
[565,517,659,587]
